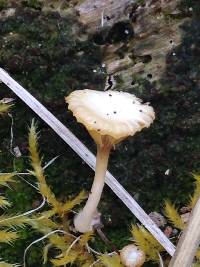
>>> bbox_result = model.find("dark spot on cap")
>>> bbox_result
[109,94,112,97]
[113,111,117,114]
[94,121,96,123]
[139,110,143,112]
[97,129,101,131]
[107,113,109,116]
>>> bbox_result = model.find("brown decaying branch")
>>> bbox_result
[169,197,200,267]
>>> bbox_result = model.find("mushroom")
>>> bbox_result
[120,244,146,267]
[65,89,155,233]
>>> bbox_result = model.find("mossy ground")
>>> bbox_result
[0,0,200,266]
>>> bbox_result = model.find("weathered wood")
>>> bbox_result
[0,67,175,256]
[104,21,183,78]
[75,0,134,32]
[75,0,181,34]
[76,0,184,93]
[102,1,184,89]
[169,197,200,267]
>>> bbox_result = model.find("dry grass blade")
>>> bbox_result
[43,243,52,264]
[158,252,165,267]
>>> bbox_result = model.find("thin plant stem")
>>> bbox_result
[0,197,46,224]
[23,230,76,267]
[86,243,103,256]
[65,236,81,255]
[94,225,119,255]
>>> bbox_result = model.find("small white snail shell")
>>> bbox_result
[120,244,145,267]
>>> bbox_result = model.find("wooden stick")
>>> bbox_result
[0,67,175,256]
[169,197,200,267]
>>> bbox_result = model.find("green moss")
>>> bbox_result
[179,0,200,17]
[0,228,43,265]
[0,6,105,101]
[114,74,124,86]
[0,0,7,10]
[137,0,145,6]
[22,0,42,9]
[126,74,152,99]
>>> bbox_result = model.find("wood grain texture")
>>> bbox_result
[75,0,133,32]
[169,197,200,267]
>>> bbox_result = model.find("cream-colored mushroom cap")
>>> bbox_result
[120,244,146,267]
[65,89,155,146]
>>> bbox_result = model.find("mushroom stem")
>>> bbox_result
[74,144,111,233]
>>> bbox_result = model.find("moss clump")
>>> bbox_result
[22,0,42,9]
[0,0,7,10]
[179,0,200,17]
[0,5,105,101]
